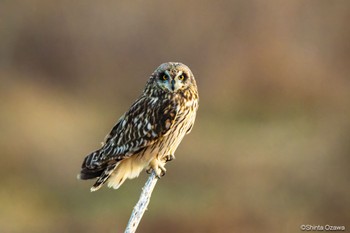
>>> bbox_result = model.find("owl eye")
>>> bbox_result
[162,75,168,81]
[178,75,185,81]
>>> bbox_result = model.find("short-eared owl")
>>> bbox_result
[78,62,199,191]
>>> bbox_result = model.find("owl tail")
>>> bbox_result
[78,150,106,180]
[81,152,144,191]
[78,149,119,191]
[90,163,119,192]
[78,149,105,180]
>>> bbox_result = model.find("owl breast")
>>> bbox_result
[138,96,197,163]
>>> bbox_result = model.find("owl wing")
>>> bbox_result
[84,95,178,169]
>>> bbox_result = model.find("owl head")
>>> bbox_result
[148,62,196,94]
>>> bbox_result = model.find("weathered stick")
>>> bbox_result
[124,172,158,233]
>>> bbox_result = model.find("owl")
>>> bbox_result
[78,62,199,191]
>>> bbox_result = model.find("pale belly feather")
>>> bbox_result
[107,107,196,189]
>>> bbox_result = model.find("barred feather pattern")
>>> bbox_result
[78,62,199,191]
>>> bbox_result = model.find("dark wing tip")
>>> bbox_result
[78,168,104,180]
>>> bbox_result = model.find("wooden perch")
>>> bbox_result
[124,172,158,233]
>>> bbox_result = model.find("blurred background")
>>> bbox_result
[1,1,349,233]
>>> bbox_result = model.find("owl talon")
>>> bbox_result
[158,164,166,178]
[146,167,165,178]
[147,158,166,178]
[164,154,175,162]
[154,164,166,179]
[155,173,162,179]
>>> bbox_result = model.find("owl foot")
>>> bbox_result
[164,154,175,162]
[146,159,166,178]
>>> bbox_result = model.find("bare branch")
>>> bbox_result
[124,172,158,233]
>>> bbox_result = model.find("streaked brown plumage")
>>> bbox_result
[78,62,199,191]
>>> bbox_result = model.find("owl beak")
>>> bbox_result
[171,79,175,91]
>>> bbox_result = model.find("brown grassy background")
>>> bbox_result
[1,1,349,233]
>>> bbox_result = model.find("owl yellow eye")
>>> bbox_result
[162,75,168,81]
[179,75,185,81]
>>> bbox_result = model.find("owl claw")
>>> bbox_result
[147,159,166,178]
[164,154,175,162]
